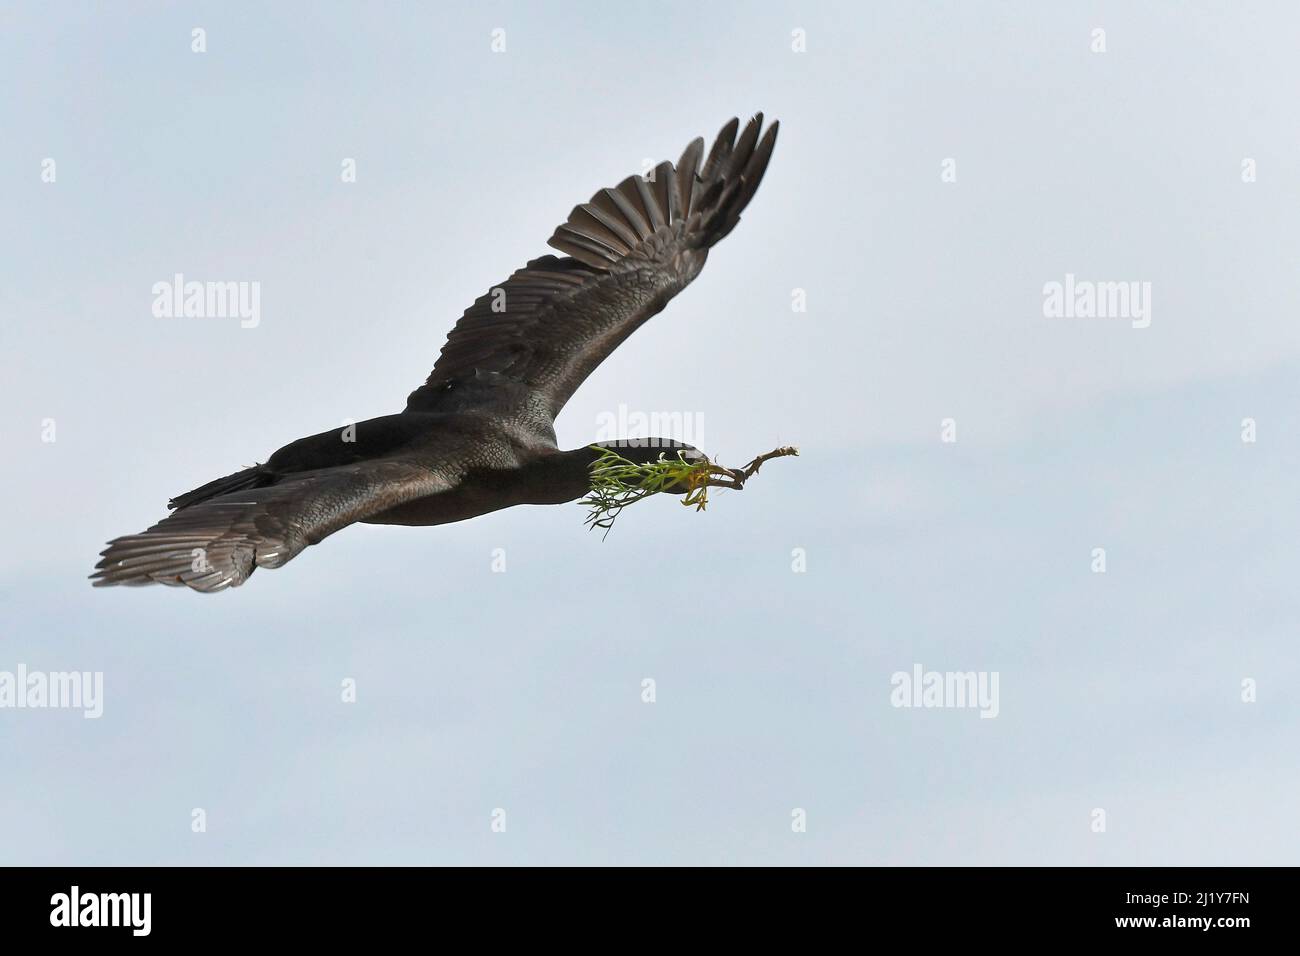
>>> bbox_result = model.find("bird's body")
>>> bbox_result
[258,411,571,526]
[93,114,779,591]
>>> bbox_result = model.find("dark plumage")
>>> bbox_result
[92,114,779,591]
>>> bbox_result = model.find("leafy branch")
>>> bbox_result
[582,444,799,536]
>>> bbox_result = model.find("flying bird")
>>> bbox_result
[92,114,780,591]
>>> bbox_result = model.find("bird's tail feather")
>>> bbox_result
[168,464,272,511]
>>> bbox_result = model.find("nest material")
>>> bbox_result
[582,444,799,535]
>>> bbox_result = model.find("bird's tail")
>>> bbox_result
[167,464,272,511]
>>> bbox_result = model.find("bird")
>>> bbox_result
[91,114,779,591]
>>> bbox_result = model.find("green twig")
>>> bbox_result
[582,444,799,537]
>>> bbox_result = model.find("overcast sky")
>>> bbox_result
[2,0,1298,864]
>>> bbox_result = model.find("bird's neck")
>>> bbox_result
[517,447,604,505]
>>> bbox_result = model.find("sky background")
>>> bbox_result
[2,0,1298,865]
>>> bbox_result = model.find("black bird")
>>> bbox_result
[92,114,779,591]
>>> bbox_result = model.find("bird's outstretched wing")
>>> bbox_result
[91,461,447,591]
[405,114,778,419]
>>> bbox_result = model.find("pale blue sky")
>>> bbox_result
[2,1,1297,864]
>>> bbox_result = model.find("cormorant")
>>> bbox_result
[92,114,779,591]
